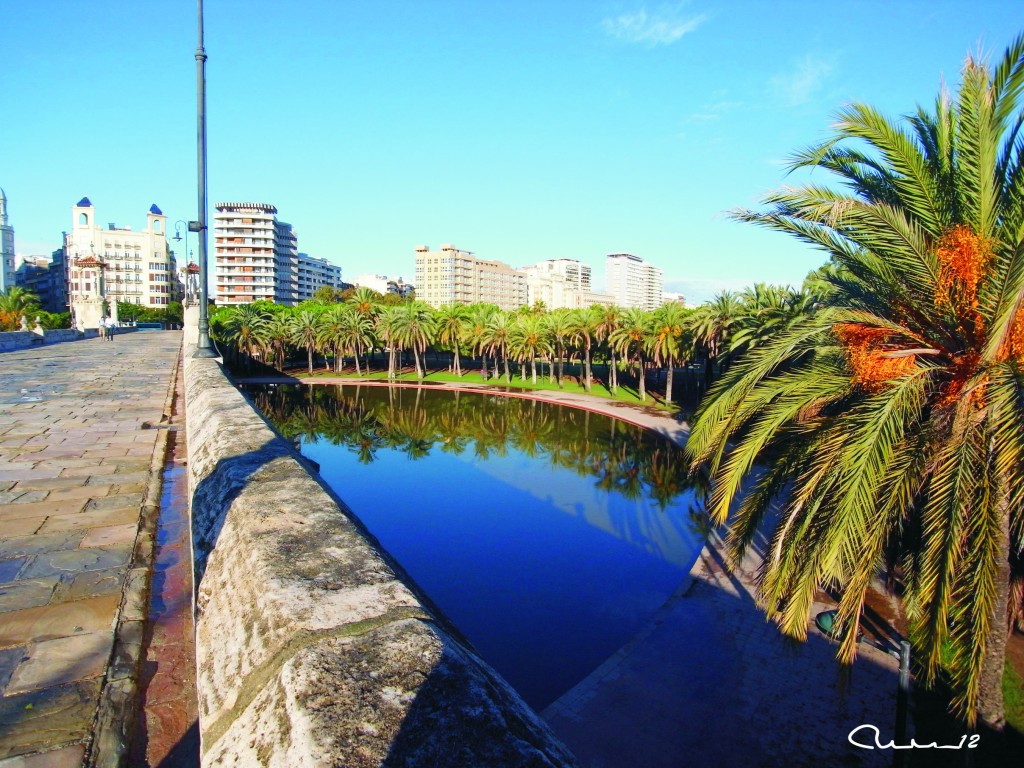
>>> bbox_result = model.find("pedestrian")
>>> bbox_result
[106,316,116,341]
[98,317,107,341]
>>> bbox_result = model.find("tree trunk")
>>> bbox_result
[977,492,1011,730]
[307,348,313,375]
[531,358,537,384]
[454,344,462,376]
[610,351,618,393]
[585,345,592,391]
[665,363,674,404]
[638,359,646,401]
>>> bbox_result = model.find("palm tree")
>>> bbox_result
[729,284,812,357]
[0,287,40,331]
[434,304,470,375]
[223,304,270,371]
[316,305,351,373]
[484,311,515,382]
[348,287,380,369]
[376,306,401,379]
[389,303,435,379]
[289,310,322,374]
[262,313,292,370]
[545,309,575,386]
[592,305,622,393]
[569,307,600,392]
[466,304,497,379]
[340,307,375,376]
[687,36,1024,729]
[690,291,743,388]
[509,313,551,384]
[609,308,650,401]
[647,303,690,404]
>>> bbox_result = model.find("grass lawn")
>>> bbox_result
[1006,658,1024,733]
[295,362,693,415]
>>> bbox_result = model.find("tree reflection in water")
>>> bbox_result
[248,383,696,510]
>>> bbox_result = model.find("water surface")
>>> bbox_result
[246,383,704,709]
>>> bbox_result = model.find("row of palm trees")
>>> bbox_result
[211,282,817,403]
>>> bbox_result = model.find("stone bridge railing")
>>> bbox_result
[183,346,579,766]
[0,328,104,351]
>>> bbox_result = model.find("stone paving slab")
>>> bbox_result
[0,680,101,759]
[0,332,181,762]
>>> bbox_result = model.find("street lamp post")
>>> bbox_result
[193,0,217,357]
[173,221,195,305]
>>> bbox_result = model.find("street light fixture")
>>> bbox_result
[173,221,196,305]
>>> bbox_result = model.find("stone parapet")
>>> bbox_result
[183,349,578,767]
[0,328,128,352]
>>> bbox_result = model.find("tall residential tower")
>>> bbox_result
[214,202,339,305]
[605,253,663,311]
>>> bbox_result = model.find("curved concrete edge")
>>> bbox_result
[183,350,579,767]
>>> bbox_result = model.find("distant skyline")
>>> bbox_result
[4,1,1019,305]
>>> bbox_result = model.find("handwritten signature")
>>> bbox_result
[848,724,979,750]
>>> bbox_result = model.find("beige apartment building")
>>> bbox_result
[414,244,527,310]
[68,197,178,309]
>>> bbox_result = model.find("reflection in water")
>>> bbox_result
[245,383,706,709]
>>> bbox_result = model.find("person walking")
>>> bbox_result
[98,316,107,341]
[106,316,116,341]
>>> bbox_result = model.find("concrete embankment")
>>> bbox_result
[184,350,578,766]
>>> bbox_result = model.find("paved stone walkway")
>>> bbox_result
[0,332,181,765]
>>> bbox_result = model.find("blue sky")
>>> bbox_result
[4,1,1019,304]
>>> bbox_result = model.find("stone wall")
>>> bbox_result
[183,348,579,767]
[0,328,110,352]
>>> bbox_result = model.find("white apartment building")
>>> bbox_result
[297,253,342,300]
[68,198,178,308]
[214,202,301,306]
[414,244,527,310]
[605,253,664,311]
[1,188,16,293]
[519,258,614,309]
[352,273,414,297]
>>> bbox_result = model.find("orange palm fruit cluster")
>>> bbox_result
[833,322,916,391]
[934,225,991,310]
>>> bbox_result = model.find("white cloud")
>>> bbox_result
[769,54,834,106]
[685,98,742,124]
[601,4,707,47]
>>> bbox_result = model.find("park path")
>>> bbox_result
[0,331,182,766]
